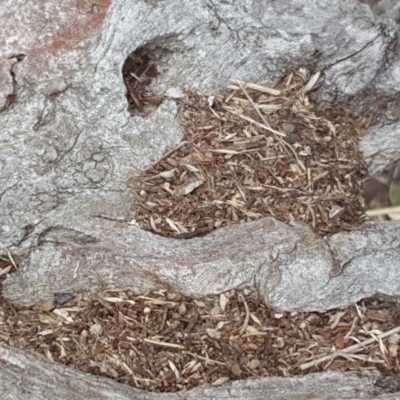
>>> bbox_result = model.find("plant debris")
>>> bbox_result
[123,46,163,115]
[1,289,399,392]
[0,65,389,393]
[129,70,374,238]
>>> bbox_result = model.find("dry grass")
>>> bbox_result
[1,288,399,392]
[129,70,372,238]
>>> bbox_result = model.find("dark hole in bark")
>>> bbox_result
[122,47,161,116]
[122,35,182,116]
[363,160,400,223]
[2,54,26,111]
[122,44,170,116]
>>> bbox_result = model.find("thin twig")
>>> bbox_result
[223,106,286,137]
[300,325,400,370]
[239,293,250,335]
[344,316,358,340]
[143,338,184,349]
[229,79,281,96]
[366,205,400,217]
[330,310,346,329]
[7,249,18,271]
[237,83,272,129]
[183,351,227,366]
[0,265,12,277]
[140,141,188,175]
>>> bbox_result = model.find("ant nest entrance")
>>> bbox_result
[130,69,377,238]
[122,45,163,116]
[122,36,181,115]
[364,161,400,222]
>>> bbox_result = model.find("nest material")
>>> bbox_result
[130,70,372,238]
[123,49,163,114]
[1,290,399,393]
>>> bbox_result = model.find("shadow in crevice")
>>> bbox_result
[363,160,400,222]
[122,35,181,116]
[1,53,26,111]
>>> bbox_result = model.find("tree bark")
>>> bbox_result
[1,0,400,398]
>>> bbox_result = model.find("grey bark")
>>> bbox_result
[4,217,400,312]
[1,0,400,398]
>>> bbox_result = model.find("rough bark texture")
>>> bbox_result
[1,0,400,398]
[4,217,400,313]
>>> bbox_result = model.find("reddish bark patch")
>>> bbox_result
[1,0,110,54]
[0,0,111,84]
